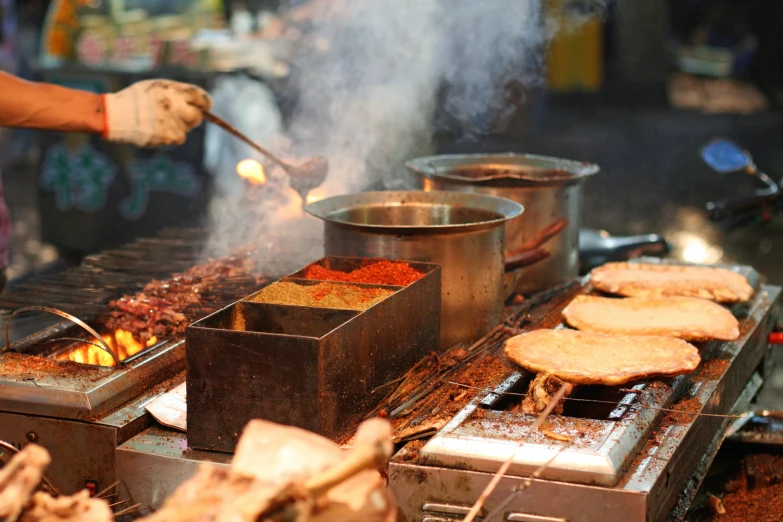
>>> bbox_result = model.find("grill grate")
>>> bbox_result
[0,228,212,320]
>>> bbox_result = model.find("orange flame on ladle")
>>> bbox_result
[305,189,325,205]
[58,329,158,367]
[236,159,267,185]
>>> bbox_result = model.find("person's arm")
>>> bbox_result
[0,71,105,133]
[0,72,212,147]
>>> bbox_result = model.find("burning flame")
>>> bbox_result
[305,189,326,205]
[58,330,158,367]
[236,159,267,185]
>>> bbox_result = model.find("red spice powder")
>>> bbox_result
[303,260,425,286]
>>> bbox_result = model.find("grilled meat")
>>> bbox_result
[589,262,754,304]
[504,329,701,386]
[107,253,261,343]
[562,295,740,342]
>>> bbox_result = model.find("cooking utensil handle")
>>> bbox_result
[608,234,670,256]
[203,111,288,170]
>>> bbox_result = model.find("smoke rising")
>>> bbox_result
[203,0,547,274]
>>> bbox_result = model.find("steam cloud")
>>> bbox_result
[204,0,547,275]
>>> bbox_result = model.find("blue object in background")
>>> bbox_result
[701,138,752,173]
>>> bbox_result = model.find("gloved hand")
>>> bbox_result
[102,80,212,148]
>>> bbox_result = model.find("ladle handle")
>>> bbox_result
[203,111,289,171]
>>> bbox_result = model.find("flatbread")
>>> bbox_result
[562,295,739,342]
[504,329,701,386]
[589,262,753,304]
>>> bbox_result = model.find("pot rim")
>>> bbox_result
[405,152,599,187]
[306,190,524,234]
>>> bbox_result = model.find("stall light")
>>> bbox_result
[677,232,723,264]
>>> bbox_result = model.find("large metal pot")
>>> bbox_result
[406,153,599,294]
[306,191,524,350]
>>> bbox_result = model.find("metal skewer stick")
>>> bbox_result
[462,382,574,522]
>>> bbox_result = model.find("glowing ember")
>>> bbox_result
[58,329,158,367]
[236,159,267,185]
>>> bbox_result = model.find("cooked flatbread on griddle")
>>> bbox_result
[589,262,753,304]
[562,295,739,342]
[504,329,701,386]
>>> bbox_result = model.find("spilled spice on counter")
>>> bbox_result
[251,281,394,310]
[0,352,109,381]
[714,469,783,521]
[303,260,424,286]
[693,358,730,381]
[664,395,703,425]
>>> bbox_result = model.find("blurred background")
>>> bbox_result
[1,0,783,287]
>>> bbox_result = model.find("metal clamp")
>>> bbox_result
[2,306,121,367]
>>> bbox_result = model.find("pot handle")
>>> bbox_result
[505,248,551,271]
[504,217,569,272]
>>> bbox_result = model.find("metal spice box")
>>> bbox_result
[186,256,441,452]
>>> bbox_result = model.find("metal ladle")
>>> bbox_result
[204,111,329,206]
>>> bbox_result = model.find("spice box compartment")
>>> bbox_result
[245,278,399,311]
[186,257,441,451]
[288,256,431,287]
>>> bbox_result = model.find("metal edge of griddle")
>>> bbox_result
[115,425,233,512]
[0,339,186,420]
[95,370,187,444]
[619,284,781,521]
[390,449,651,522]
[666,371,764,522]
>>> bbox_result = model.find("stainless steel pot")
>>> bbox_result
[406,153,599,294]
[306,191,524,350]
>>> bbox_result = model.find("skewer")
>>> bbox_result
[95,480,121,499]
[483,436,579,520]
[462,383,574,522]
[445,381,750,419]
[113,503,143,517]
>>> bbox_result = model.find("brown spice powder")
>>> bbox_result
[665,396,703,425]
[250,281,394,311]
[0,352,108,381]
[693,359,730,381]
[716,471,783,521]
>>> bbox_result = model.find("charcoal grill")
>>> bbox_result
[389,259,782,522]
[0,227,271,496]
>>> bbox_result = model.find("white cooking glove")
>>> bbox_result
[103,79,212,148]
